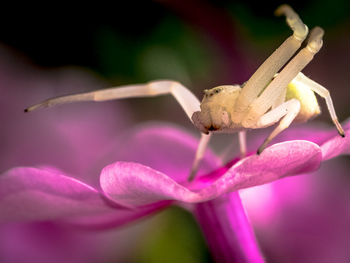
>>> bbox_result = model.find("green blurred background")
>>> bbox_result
[1,0,349,262]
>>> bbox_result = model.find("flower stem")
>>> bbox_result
[194,192,264,263]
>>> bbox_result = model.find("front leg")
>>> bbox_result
[25,80,200,123]
[256,99,301,154]
[242,27,324,128]
[233,4,308,123]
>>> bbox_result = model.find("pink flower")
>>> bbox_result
[0,123,324,224]
[1,43,349,263]
[1,117,349,261]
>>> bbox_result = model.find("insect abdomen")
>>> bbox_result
[286,79,321,122]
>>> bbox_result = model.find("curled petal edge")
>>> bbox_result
[101,140,322,207]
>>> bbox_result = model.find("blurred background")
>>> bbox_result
[0,0,349,262]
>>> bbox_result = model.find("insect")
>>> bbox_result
[25,5,345,181]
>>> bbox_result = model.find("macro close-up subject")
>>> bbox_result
[1,1,350,263]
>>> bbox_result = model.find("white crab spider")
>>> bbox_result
[25,5,345,181]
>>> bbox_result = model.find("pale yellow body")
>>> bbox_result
[286,78,321,122]
[192,77,321,134]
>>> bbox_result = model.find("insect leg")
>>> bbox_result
[25,80,213,179]
[25,80,200,123]
[256,99,301,154]
[188,133,212,181]
[232,4,308,123]
[293,72,345,136]
[242,27,324,128]
[238,131,247,157]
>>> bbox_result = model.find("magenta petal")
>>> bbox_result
[101,140,322,207]
[208,140,322,192]
[195,193,264,263]
[320,133,350,161]
[100,162,198,207]
[0,167,118,222]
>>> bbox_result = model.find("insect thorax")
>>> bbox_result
[192,85,242,134]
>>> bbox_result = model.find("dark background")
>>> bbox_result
[1,0,349,123]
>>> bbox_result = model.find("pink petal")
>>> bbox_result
[0,167,165,227]
[320,132,350,161]
[0,167,115,222]
[208,140,321,191]
[1,124,218,227]
[278,118,350,161]
[283,120,350,161]
[100,140,322,207]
